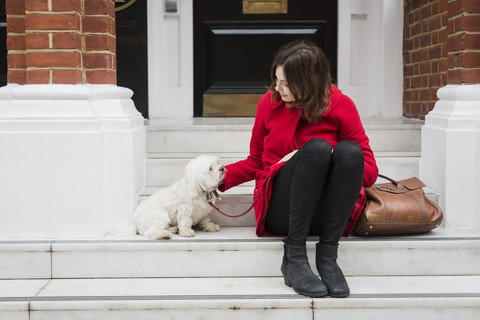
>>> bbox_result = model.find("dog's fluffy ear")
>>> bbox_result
[184,155,218,194]
[185,166,209,194]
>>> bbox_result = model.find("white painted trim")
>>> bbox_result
[147,0,193,119]
[420,84,480,231]
[338,0,403,118]
[0,84,146,237]
[381,0,404,117]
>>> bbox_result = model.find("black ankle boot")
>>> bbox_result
[315,242,350,298]
[281,243,328,298]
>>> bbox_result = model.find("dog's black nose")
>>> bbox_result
[220,167,225,172]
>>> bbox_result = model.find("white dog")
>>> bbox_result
[132,155,225,239]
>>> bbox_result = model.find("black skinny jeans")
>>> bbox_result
[265,138,364,246]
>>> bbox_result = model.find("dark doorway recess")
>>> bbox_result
[194,0,338,117]
[0,1,7,87]
[116,0,149,118]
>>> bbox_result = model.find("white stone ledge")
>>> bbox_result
[0,85,144,132]
[0,84,133,100]
[437,84,480,101]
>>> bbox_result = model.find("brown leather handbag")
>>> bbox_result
[354,174,443,236]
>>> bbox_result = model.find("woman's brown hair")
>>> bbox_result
[269,40,332,123]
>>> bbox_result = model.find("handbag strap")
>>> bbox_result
[378,174,402,188]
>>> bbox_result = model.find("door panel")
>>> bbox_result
[194,0,338,117]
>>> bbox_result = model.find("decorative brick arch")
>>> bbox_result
[6,0,116,85]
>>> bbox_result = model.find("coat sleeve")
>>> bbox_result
[335,95,378,188]
[218,93,269,192]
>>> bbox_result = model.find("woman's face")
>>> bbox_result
[274,66,295,103]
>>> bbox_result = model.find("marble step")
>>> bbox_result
[1,227,479,280]
[1,276,480,320]
[146,117,423,155]
[145,153,420,187]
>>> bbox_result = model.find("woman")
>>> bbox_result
[218,40,378,298]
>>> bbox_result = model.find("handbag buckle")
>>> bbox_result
[379,185,395,191]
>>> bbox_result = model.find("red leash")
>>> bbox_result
[207,191,261,218]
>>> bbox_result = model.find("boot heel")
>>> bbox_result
[282,243,328,298]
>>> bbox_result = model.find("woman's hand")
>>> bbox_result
[278,150,298,163]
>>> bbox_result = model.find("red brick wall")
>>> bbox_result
[6,0,26,84]
[83,0,116,84]
[6,0,116,85]
[404,0,480,119]
[403,0,448,119]
[446,0,480,84]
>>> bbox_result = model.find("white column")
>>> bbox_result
[0,85,146,237]
[338,0,403,118]
[148,0,193,119]
[420,85,480,231]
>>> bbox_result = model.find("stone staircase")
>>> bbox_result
[144,117,425,226]
[1,117,480,319]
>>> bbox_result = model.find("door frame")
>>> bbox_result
[147,0,194,119]
[147,0,403,119]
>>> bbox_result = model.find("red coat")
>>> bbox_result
[219,85,378,237]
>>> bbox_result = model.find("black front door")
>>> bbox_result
[194,0,338,117]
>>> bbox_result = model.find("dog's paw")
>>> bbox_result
[202,222,220,232]
[166,225,179,234]
[179,228,195,237]
[143,227,173,240]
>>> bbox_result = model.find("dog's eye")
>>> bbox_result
[209,166,213,172]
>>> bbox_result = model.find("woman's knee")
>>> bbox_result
[303,138,332,154]
[299,138,332,163]
[333,140,363,162]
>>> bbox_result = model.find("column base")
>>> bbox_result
[420,84,480,231]
[0,85,145,237]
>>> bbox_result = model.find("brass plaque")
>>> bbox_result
[243,0,288,14]
[203,94,264,117]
